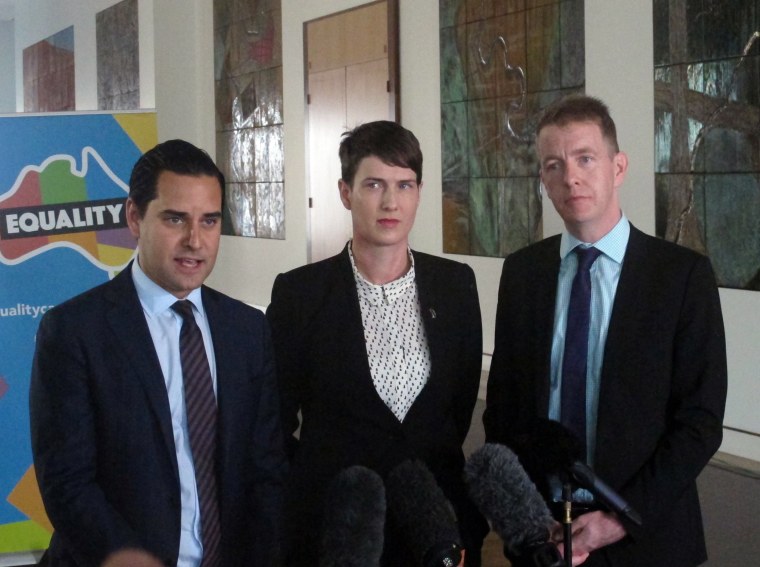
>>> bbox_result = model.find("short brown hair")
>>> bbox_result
[536,94,619,153]
[339,121,423,185]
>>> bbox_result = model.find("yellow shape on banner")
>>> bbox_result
[0,520,50,554]
[97,242,136,267]
[114,113,158,154]
[7,465,53,533]
[49,230,99,260]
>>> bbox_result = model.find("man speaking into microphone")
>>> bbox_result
[483,95,727,566]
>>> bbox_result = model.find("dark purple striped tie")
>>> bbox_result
[561,246,602,460]
[172,300,221,567]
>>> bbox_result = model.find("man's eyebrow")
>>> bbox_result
[160,209,188,217]
[569,145,596,156]
[361,176,417,184]
[159,210,223,218]
[541,145,599,163]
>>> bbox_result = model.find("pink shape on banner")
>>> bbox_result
[0,376,7,399]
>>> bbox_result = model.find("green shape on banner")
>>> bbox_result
[0,520,50,553]
[39,159,88,204]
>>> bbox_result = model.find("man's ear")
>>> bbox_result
[613,151,629,188]
[338,179,352,211]
[125,198,141,239]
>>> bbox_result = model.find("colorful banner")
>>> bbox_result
[0,112,156,555]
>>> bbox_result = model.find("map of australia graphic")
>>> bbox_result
[0,113,153,557]
[0,147,135,272]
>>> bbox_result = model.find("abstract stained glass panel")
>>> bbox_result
[214,0,284,239]
[96,0,140,111]
[23,26,75,112]
[654,0,760,290]
[440,0,584,257]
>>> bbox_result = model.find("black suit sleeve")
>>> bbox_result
[483,256,515,443]
[483,249,549,444]
[30,308,141,567]
[245,316,289,565]
[266,273,306,460]
[451,263,484,444]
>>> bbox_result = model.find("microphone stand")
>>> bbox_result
[562,482,573,564]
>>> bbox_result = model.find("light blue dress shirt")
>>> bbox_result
[131,259,217,567]
[548,215,630,468]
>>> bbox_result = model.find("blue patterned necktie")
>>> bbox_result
[561,247,602,460]
[172,300,221,567]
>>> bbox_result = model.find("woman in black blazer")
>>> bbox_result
[267,121,487,566]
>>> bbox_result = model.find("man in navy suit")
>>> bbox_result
[30,139,287,567]
[484,95,727,566]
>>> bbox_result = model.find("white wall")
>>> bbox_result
[0,20,15,113]
[14,0,155,112]
[11,0,760,461]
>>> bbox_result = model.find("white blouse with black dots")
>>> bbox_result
[349,245,431,422]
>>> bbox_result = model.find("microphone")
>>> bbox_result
[503,418,583,484]
[465,443,565,567]
[507,418,642,526]
[385,460,463,567]
[568,461,642,526]
[320,465,386,567]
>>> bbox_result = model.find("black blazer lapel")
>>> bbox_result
[202,286,249,466]
[104,265,178,479]
[532,238,563,416]
[402,253,444,421]
[333,247,409,428]
[334,248,376,384]
[413,252,444,379]
[595,225,653,467]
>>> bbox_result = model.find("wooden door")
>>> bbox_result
[305,0,398,263]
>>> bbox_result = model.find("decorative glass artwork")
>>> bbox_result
[654,0,760,290]
[214,0,284,239]
[23,26,75,112]
[96,0,140,111]
[440,0,585,257]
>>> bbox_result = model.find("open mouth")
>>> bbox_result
[176,258,202,268]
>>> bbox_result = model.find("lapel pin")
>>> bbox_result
[429,308,436,319]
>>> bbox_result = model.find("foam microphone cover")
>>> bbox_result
[320,465,386,567]
[386,459,463,567]
[465,443,554,555]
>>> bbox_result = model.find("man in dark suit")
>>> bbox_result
[484,95,727,566]
[30,139,287,567]
[267,121,487,566]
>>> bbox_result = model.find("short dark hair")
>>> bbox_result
[339,121,423,185]
[536,94,620,153]
[128,139,225,217]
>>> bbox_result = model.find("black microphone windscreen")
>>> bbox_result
[465,443,554,555]
[385,460,462,567]
[320,465,386,567]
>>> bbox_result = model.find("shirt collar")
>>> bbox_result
[559,213,630,265]
[131,257,204,318]
[348,241,416,306]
